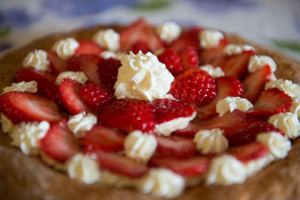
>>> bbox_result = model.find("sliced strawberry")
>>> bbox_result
[120,18,164,52]
[210,50,255,78]
[130,40,152,54]
[169,27,202,51]
[157,48,183,76]
[149,155,210,177]
[169,69,217,106]
[47,51,68,75]
[75,40,103,55]
[0,91,62,124]
[80,83,114,111]
[199,39,229,64]
[80,125,125,152]
[14,68,62,105]
[197,76,244,119]
[40,119,81,163]
[90,150,148,177]
[227,142,269,163]
[247,88,293,117]
[59,78,91,115]
[173,123,201,138]
[152,98,197,124]
[242,64,272,103]
[68,54,101,85]
[225,120,284,146]
[155,136,196,158]
[98,98,156,133]
[178,46,199,71]
[98,58,121,90]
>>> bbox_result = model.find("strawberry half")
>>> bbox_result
[149,155,210,177]
[130,40,152,54]
[247,88,293,117]
[197,76,244,119]
[75,40,104,55]
[120,18,164,52]
[68,54,101,85]
[242,64,272,103]
[90,150,149,177]
[227,142,269,163]
[59,78,91,115]
[0,91,62,124]
[169,27,202,51]
[199,39,229,64]
[80,83,114,111]
[157,48,183,77]
[155,136,196,158]
[173,123,201,138]
[98,98,156,133]
[47,51,68,75]
[178,46,199,71]
[80,125,125,152]
[169,69,217,106]
[98,58,121,90]
[40,119,81,163]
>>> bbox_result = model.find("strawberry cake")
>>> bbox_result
[1,18,300,200]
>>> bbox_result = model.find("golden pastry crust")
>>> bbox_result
[1,25,300,200]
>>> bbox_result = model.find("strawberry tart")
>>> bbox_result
[1,18,300,200]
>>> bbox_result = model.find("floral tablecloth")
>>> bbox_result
[0,0,300,61]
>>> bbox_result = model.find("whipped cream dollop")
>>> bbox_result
[23,50,50,71]
[124,130,157,164]
[193,129,228,154]
[2,81,37,94]
[199,64,225,78]
[51,37,79,60]
[248,55,277,73]
[268,112,300,139]
[66,153,101,184]
[56,71,88,85]
[67,112,97,138]
[114,51,174,101]
[156,22,181,44]
[265,79,300,98]
[1,114,16,134]
[216,97,253,117]
[155,111,196,136]
[100,50,125,60]
[257,132,291,159]
[206,155,247,185]
[93,29,120,51]
[10,121,50,155]
[290,97,300,118]
[199,29,224,49]
[138,168,185,198]
[244,155,272,176]
[223,44,255,56]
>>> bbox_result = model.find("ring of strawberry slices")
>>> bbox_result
[0,18,299,198]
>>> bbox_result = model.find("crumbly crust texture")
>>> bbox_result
[1,25,300,200]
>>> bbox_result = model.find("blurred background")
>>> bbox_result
[0,0,299,61]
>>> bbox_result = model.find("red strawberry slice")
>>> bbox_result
[178,46,199,71]
[40,119,81,163]
[75,40,104,55]
[68,54,101,85]
[98,98,156,133]
[149,155,210,177]
[0,91,62,124]
[98,58,121,90]
[169,69,217,106]
[157,48,183,77]
[90,150,149,177]
[120,18,164,52]
[242,64,272,103]
[152,98,197,124]
[199,39,229,64]
[227,142,269,163]
[247,88,293,117]
[59,78,91,115]
[173,123,201,138]
[130,40,152,54]
[197,76,244,119]
[210,50,255,78]
[80,125,125,152]
[155,136,196,158]
[80,83,114,111]
[47,51,68,75]
[169,27,203,51]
